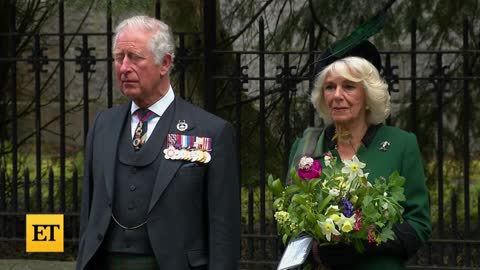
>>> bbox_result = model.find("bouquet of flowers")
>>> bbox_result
[268,153,406,253]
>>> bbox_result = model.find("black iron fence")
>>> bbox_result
[1,0,480,269]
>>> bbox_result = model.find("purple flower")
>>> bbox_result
[340,198,354,217]
[297,156,322,180]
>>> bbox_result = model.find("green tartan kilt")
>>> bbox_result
[95,253,158,270]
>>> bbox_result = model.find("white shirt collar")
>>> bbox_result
[130,86,175,116]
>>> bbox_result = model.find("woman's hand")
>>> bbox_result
[315,243,360,267]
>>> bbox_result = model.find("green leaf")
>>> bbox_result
[375,221,385,227]
[389,186,406,202]
[282,234,289,245]
[273,198,283,209]
[318,195,333,213]
[303,264,313,270]
[292,194,307,205]
[388,171,406,187]
[285,185,301,194]
[309,178,323,190]
[293,173,306,190]
[352,238,366,253]
[379,227,395,241]
[267,174,274,186]
[363,195,373,206]
[268,176,284,196]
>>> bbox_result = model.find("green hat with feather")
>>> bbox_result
[314,4,391,74]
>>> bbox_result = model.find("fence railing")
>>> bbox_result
[1,1,480,269]
[1,168,479,268]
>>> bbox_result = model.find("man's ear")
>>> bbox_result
[159,54,173,75]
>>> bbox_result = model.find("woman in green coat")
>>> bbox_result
[288,47,431,270]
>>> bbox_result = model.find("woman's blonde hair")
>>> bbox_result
[311,56,390,124]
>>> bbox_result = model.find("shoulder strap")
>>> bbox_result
[299,127,323,157]
[287,127,324,184]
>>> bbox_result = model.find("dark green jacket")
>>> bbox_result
[288,124,431,270]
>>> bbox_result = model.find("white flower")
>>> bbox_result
[325,205,339,215]
[383,192,388,197]
[329,188,340,197]
[382,202,389,210]
[327,204,339,213]
[324,155,332,167]
[299,156,314,169]
[319,218,340,241]
[342,155,366,180]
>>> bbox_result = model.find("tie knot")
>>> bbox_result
[137,108,150,118]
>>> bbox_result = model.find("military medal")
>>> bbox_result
[190,150,202,162]
[174,149,183,160]
[164,134,212,163]
[163,146,176,159]
[133,138,142,148]
[203,152,211,163]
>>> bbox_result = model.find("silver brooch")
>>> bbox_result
[176,120,188,131]
[379,141,390,151]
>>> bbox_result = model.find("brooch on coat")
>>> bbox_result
[164,134,212,163]
[379,141,391,151]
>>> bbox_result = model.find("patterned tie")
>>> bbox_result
[132,108,156,151]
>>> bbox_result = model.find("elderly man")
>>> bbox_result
[76,15,240,270]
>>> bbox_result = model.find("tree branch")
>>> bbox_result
[219,0,274,47]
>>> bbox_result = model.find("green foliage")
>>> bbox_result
[1,147,82,211]
[425,159,480,236]
[241,185,275,228]
[269,155,405,251]
[424,159,477,233]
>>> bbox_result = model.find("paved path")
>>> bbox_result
[0,260,75,270]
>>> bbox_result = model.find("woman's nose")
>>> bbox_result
[333,86,343,98]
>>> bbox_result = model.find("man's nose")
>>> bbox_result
[119,57,132,74]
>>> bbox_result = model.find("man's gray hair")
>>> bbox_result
[113,15,175,65]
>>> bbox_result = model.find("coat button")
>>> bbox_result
[129,185,136,191]
[97,234,103,241]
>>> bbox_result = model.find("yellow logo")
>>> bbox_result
[26,214,64,252]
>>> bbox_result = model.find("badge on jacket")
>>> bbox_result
[176,120,188,131]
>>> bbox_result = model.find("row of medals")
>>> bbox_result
[164,145,211,163]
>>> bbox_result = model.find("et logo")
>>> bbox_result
[26,214,64,252]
